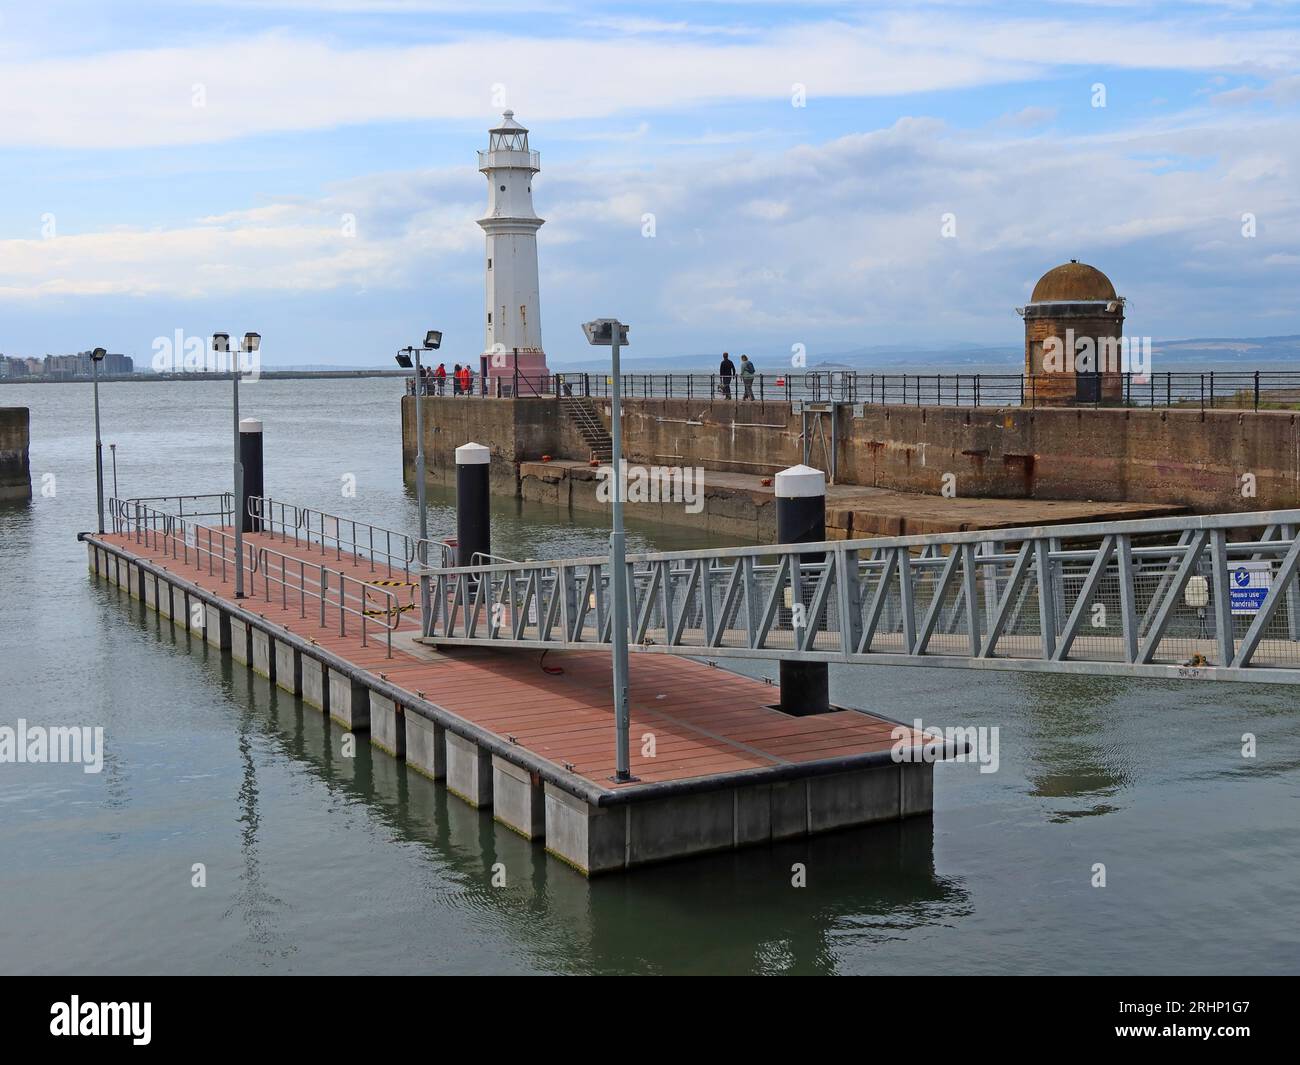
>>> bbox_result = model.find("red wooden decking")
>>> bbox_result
[99,530,921,789]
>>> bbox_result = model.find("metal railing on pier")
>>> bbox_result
[110,498,401,656]
[411,369,1300,413]
[111,494,233,534]
[248,496,419,579]
[422,509,1300,683]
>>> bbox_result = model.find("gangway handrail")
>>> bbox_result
[251,544,401,656]
[248,496,416,579]
[115,493,234,533]
[109,497,400,656]
[413,536,464,570]
[420,508,1300,682]
[423,507,1300,573]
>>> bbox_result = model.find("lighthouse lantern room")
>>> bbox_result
[477,110,548,392]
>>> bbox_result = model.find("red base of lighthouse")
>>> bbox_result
[484,349,550,396]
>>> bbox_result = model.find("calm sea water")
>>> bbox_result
[2,378,1298,975]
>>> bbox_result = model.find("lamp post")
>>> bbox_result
[582,318,633,782]
[396,329,442,625]
[110,444,119,519]
[90,347,106,533]
[214,332,259,598]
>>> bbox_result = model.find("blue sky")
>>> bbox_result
[1,0,1298,367]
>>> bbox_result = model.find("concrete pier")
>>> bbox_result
[327,667,369,731]
[229,616,252,666]
[83,527,946,877]
[404,393,1300,515]
[404,713,445,781]
[369,692,405,758]
[543,762,933,875]
[492,756,545,840]
[251,627,275,681]
[157,577,174,619]
[445,732,492,808]
[0,407,31,501]
[169,586,189,632]
[301,655,329,712]
[274,637,301,696]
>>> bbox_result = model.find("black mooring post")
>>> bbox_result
[776,463,831,716]
[239,418,264,532]
[455,442,491,568]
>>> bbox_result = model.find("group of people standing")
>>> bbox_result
[413,362,474,396]
[718,352,757,399]
[410,353,758,398]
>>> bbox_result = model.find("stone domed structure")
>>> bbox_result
[1030,261,1117,303]
[1019,260,1125,405]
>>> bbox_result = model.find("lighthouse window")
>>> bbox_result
[487,313,492,324]
[499,185,506,191]
[487,258,492,269]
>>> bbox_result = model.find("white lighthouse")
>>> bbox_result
[478,111,548,391]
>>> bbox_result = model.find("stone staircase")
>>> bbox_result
[562,396,613,463]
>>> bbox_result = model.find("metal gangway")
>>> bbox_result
[421,510,1300,684]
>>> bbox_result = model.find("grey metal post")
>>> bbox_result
[610,329,631,781]
[413,347,430,624]
[92,356,105,534]
[233,368,245,599]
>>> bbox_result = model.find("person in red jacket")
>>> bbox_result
[433,362,447,396]
[458,365,473,395]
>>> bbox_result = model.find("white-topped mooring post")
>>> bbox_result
[239,418,263,533]
[455,443,491,569]
[775,464,831,716]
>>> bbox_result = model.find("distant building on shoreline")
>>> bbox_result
[0,351,133,379]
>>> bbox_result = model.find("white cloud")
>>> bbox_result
[997,106,1058,128]
[0,170,481,300]
[2,105,1296,347]
[3,13,1298,148]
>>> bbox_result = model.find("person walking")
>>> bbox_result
[739,354,756,400]
[451,363,462,396]
[434,362,447,396]
[459,364,473,395]
[719,351,736,399]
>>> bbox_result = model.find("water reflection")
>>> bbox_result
[222,661,293,965]
[1013,673,1135,822]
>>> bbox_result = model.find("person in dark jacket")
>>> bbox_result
[452,363,462,395]
[719,352,736,399]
